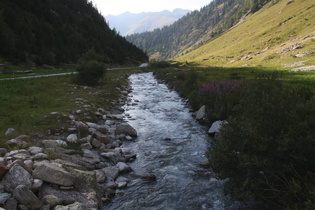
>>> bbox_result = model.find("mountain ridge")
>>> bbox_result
[105,9,190,36]
[126,0,262,60]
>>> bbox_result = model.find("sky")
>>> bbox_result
[91,0,212,16]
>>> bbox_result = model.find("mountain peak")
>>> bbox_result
[105,9,190,36]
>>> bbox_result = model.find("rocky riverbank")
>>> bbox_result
[0,84,145,209]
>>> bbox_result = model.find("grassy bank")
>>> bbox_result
[153,65,315,209]
[154,65,315,123]
[0,68,138,140]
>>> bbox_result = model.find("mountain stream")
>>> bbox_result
[105,72,239,210]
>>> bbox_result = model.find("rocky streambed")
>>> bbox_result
[0,84,145,209]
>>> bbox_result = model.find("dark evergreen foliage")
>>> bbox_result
[0,0,148,65]
[127,0,273,60]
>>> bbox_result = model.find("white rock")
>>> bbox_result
[208,120,227,134]
[28,146,44,155]
[117,182,127,188]
[66,134,78,143]
[5,128,16,137]
[125,136,133,141]
[33,153,48,160]
[195,105,206,120]
[42,140,67,148]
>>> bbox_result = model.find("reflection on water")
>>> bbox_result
[105,72,237,210]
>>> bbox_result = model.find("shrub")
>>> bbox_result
[207,78,315,209]
[74,49,106,86]
[198,80,241,122]
[75,60,106,86]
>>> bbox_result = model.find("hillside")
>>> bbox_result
[0,0,148,66]
[175,0,315,68]
[126,0,271,60]
[106,9,190,36]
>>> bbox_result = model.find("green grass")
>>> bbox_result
[175,0,315,68]
[0,68,136,142]
[155,65,315,91]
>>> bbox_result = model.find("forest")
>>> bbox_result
[126,0,274,60]
[0,0,148,66]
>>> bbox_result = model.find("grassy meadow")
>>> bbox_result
[0,68,134,141]
[175,0,315,68]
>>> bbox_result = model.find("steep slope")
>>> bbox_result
[126,0,271,60]
[175,0,315,67]
[106,9,190,36]
[0,0,148,65]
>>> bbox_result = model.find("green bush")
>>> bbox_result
[207,78,315,209]
[74,49,106,86]
[75,60,105,86]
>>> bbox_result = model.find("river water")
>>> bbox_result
[105,72,238,210]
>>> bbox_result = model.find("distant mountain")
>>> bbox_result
[105,9,190,36]
[0,0,148,65]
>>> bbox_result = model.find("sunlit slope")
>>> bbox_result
[175,0,315,68]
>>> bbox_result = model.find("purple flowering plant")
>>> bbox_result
[198,79,241,121]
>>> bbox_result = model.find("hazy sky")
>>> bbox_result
[91,0,212,16]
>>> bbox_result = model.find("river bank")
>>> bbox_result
[0,76,145,209]
[0,69,153,209]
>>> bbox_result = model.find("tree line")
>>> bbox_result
[0,0,148,66]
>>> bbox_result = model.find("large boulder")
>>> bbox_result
[13,185,41,209]
[115,123,137,137]
[0,164,33,192]
[32,161,74,187]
